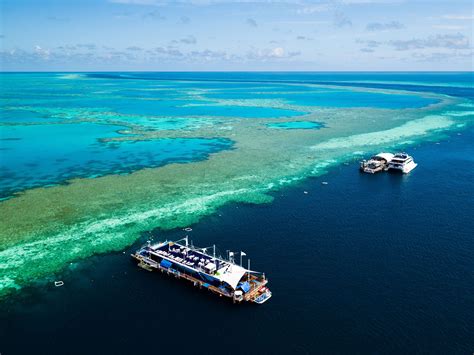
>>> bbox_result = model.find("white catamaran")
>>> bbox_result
[388,152,418,174]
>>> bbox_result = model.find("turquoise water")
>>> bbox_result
[0,123,232,197]
[17,97,304,118]
[205,88,439,108]
[115,102,303,118]
[267,121,324,129]
[0,108,61,123]
[1,74,306,119]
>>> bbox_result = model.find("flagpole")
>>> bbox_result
[247,258,250,281]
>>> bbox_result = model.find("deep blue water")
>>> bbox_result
[87,72,474,100]
[87,71,474,86]
[1,125,473,354]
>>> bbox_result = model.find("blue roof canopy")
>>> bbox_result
[160,259,172,268]
[239,281,251,293]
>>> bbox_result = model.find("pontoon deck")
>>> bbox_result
[132,237,272,304]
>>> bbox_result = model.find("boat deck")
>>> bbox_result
[133,238,270,304]
[133,253,267,303]
[148,242,231,274]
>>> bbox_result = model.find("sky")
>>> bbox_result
[0,0,473,71]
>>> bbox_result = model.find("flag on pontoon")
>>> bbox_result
[241,251,247,256]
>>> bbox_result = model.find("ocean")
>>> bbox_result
[0,72,473,354]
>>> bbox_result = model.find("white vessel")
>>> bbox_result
[360,152,394,174]
[388,153,417,173]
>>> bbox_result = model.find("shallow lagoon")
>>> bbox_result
[0,123,233,197]
[267,121,324,129]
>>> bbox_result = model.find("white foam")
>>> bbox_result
[457,102,474,108]
[58,74,83,80]
[445,111,474,117]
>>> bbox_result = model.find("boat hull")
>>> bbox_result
[389,161,417,174]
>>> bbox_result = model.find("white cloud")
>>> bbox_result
[388,33,470,51]
[34,45,51,59]
[333,11,352,28]
[173,35,197,44]
[412,50,474,62]
[271,47,284,58]
[339,0,403,3]
[246,47,300,61]
[109,0,163,4]
[246,18,258,27]
[366,21,404,31]
[108,0,404,6]
[272,20,330,25]
[296,4,332,14]
[442,14,474,20]
[180,16,191,24]
[432,25,466,30]
[142,10,166,20]
[109,0,280,5]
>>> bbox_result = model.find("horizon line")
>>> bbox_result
[1,70,473,73]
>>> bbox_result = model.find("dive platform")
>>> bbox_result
[132,236,272,304]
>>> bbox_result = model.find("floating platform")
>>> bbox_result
[360,152,394,174]
[132,237,272,304]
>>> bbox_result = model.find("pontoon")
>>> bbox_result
[132,236,272,304]
[360,152,394,174]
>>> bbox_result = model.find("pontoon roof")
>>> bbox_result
[216,264,248,290]
[153,241,250,290]
[375,152,394,162]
